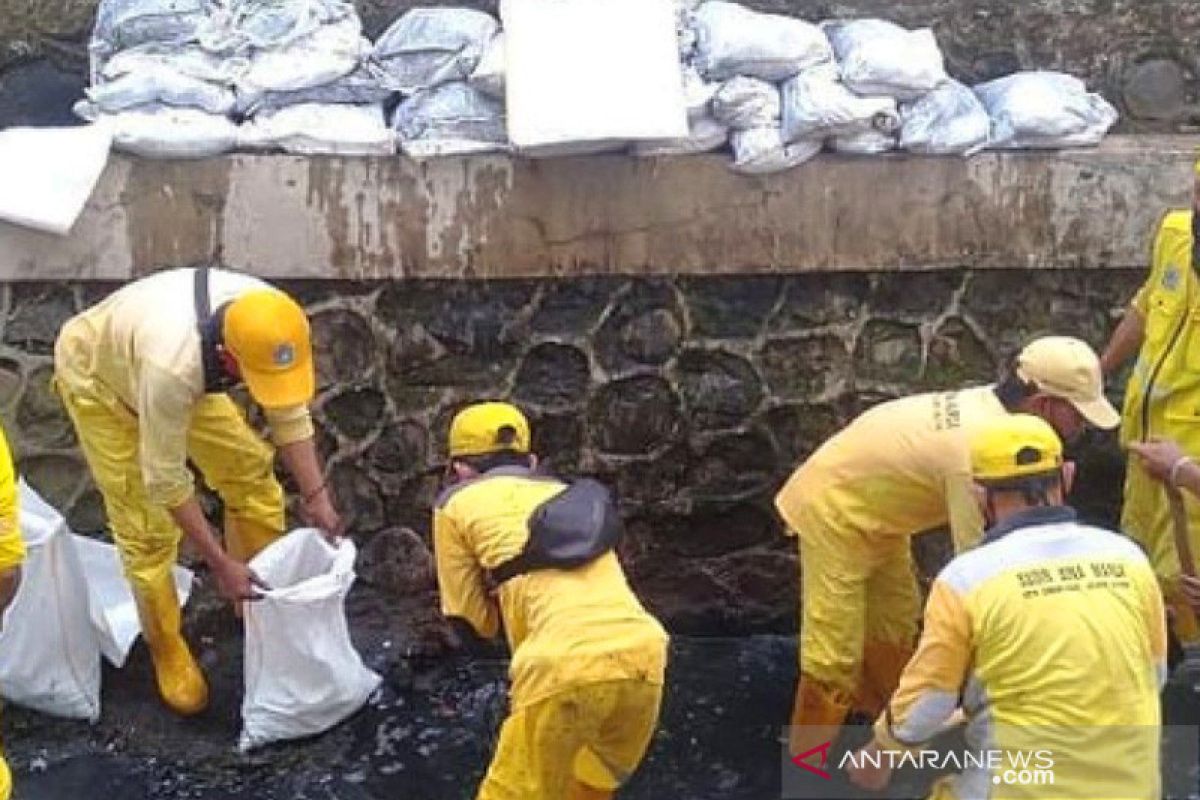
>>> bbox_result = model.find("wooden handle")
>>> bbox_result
[1168,485,1197,579]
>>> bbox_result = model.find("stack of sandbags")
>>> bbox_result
[973,70,1118,149]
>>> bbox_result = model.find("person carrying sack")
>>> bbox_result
[52,266,343,717]
[433,401,668,800]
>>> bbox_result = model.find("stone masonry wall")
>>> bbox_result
[0,269,1141,634]
[1,0,1198,130]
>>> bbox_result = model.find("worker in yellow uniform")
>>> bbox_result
[433,402,668,800]
[1101,157,1200,644]
[52,266,342,717]
[777,336,1120,759]
[0,425,25,800]
[1128,437,1200,618]
[848,414,1165,799]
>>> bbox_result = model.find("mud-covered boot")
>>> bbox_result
[134,574,208,716]
[788,674,853,760]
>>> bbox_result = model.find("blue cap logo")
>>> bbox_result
[273,343,296,367]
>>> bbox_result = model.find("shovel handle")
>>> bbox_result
[1168,485,1197,580]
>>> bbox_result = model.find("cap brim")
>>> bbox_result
[243,358,315,409]
[1072,396,1121,430]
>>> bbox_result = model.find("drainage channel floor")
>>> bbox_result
[3,585,1198,800]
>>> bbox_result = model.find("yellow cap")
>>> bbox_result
[970,413,1063,483]
[1015,336,1120,430]
[223,289,314,409]
[448,402,531,458]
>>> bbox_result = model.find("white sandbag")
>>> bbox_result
[224,0,357,50]
[91,0,209,68]
[680,66,720,120]
[238,103,395,156]
[392,81,507,155]
[711,76,779,131]
[240,529,381,751]
[692,1,831,82]
[974,70,1118,149]
[780,64,899,142]
[101,43,251,86]
[899,79,990,155]
[502,0,688,157]
[237,17,367,95]
[469,32,505,99]
[631,115,728,156]
[0,483,100,720]
[91,106,239,159]
[373,8,498,95]
[0,124,112,235]
[830,130,897,154]
[823,19,947,101]
[87,68,236,115]
[730,127,821,174]
[236,63,392,115]
[72,534,193,669]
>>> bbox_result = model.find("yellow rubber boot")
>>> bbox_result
[224,516,281,564]
[566,780,614,800]
[789,675,853,759]
[853,641,914,718]
[134,572,209,716]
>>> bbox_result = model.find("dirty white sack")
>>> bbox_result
[374,8,498,95]
[780,64,899,142]
[830,130,898,154]
[692,1,831,82]
[392,81,507,156]
[469,31,506,99]
[974,70,1118,149]
[711,76,780,131]
[823,19,947,101]
[631,115,728,157]
[87,67,236,115]
[239,103,395,156]
[898,79,989,155]
[240,528,380,750]
[86,106,238,159]
[729,127,821,174]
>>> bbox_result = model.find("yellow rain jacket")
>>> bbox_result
[0,425,23,800]
[876,506,1165,800]
[433,466,668,797]
[775,385,1008,692]
[1120,210,1200,619]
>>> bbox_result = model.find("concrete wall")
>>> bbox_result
[0,136,1192,281]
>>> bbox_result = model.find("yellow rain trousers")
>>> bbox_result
[1120,210,1200,642]
[0,425,25,800]
[776,386,1008,754]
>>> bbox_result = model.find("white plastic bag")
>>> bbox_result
[224,0,356,50]
[0,124,112,235]
[392,81,507,156]
[711,76,779,131]
[88,106,238,159]
[240,529,380,751]
[780,64,899,142]
[101,43,250,86]
[91,0,209,70]
[237,17,367,95]
[974,70,1119,149]
[823,19,947,101]
[502,0,688,157]
[692,1,831,82]
[899,79,990,155]
[238,103,395,156]
[236,63,392,115]
[469,32,505,99]
[373,8,498,95]
[730,127,821,174]
[87,68,236,116]
[631,115,728,156]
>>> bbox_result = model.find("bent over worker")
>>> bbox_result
[52,267,342,716]
[1101,158,1200,644]
[0,424,24,800]
[776,336,1120,758]
[848,414,1165,799]
[433,402,668,800]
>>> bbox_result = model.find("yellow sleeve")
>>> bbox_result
[1138,564,1168,689]
[875,578,971,749]
[433,504,499,639]
[264,404,315,447]
[137,362,197,508]
[945,472,984,553]
[0,427,24,570]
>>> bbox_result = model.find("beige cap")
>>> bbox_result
[1015,336,1120,430]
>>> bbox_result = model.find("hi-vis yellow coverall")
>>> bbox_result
[434,466,669,800]
[51,268,313,597]
[775,386,1006,720]
[876,506,1165,800]
[1120,210,1200,640]
[0,425,25,800]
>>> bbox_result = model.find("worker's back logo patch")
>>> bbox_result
[273,343,296,367]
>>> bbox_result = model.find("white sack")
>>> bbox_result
[101,43,251,86]
[780,65,899,142]
[680,66,720,120]
[830,130,897,154]
[373,8,498,95]
[711,76,779,131]
[823,19,947,101]
[91,106,238,159]
[899,79,990,155]
[0,124,112,236]
[392,82,507,156]
[974,70,1118,149]
[502,0,688,156]
[237,17,367,95]
[730,127,821,175]
[692,1,831,82]
[238,103,395,156]
[240,529,380,750]
[631,115,728,156]
[469,32,506,99]
[223,0,357,50]
[87,68,236,116]
[236,63,392,115]
[91,0,209,72]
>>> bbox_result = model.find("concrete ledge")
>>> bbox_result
[0,135,1193,281]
